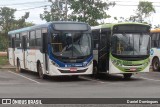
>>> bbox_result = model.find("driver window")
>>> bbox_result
[51,33,62,52]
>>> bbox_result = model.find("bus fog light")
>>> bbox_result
[46,71,49,74]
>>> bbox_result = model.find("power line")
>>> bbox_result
[16,5,50,11]
[1,1,160,12]
[0,1,49,7]
[111,0,160,3]
[116,4,160,7]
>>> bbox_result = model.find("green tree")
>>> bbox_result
[0,7,31,34]
[69,0,115,26]
[0,7,32,51]
[0,7,16,51]
[40,0,67,22]
[129,1,155,23]
[154,24,160,29]
[0,7,16,35]
[15,12,30,28]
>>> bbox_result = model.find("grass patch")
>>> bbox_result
[0,56,8,65]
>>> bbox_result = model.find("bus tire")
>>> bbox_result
[37,63,45,79]
[17,60,22,73]
[152,58,160,71]
[123,73,132,79]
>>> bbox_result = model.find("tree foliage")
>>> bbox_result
[40,0,67,22]
[41,0,115,26]
[0,7,33,51]
[129,1,155,23]
[114,1,155,24]
[68,0,115,26]
[0,7,32,35]
[0,7,16,35]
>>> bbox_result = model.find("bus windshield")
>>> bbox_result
[51,32,91,58]
[111,33,150,56]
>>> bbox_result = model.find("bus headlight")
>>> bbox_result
[51,61,59,67]
[144,62,148,66]
[112,60,117,64]
[112,60,122,66]
[116,62,122,66]
[83,61,92,67]
[86,61,92,66]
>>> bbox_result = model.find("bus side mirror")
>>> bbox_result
[42,33,48,53]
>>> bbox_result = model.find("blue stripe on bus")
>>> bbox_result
[48,44,93,67]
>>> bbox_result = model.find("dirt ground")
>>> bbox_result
[0,52,7,56]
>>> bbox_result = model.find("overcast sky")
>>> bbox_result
[0,0,160,27]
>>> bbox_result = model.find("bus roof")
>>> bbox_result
[8,21,88,35]
[151,28,160,33]
[91,22,150,30]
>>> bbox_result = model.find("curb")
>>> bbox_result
[0,67,16,69]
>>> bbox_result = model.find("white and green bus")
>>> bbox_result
[91,23,151,79]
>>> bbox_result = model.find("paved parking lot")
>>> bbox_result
[0,69,160,98]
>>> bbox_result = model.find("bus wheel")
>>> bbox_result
[123,73,132,79]
[152,58,160,71]
[38,63,45,79]
[17,60,22,72]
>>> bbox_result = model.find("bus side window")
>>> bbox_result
[158,33,160,48]
[21,32,27,50]
[36,29,42,48]
[151,33,156,47]
[27,32,30,48]
[15,34,21,48]
[29,31,36,48]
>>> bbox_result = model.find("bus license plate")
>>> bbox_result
[70,68,77,72]
[130,68,136,71]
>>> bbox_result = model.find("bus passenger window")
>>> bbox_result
[36,30,42,47]
[29,31,36,47]
[15,34,21,48]
[151,33,159,47]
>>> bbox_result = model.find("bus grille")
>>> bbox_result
[124,68,142,72]
[58,68,88,73]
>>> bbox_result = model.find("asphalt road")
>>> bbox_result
[0,69,160,99]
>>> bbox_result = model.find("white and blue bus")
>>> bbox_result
[8,21,93,79]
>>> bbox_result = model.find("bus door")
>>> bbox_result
[98,28,110,72]
[42,28,48,72]
[92,29,100,67]
[22,35,27,69]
